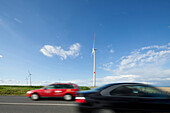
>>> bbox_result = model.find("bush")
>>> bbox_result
[79,86,90,90]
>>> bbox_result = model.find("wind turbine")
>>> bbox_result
[92,33,97,87]
[28,70,32,86]
[25,76,28,86]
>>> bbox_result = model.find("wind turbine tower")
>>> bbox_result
[28,71,32,86]
[92,33,97,87]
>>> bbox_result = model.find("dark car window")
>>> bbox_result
[45,85,56,89]
[110,86,135,96]
[61,84,74,89]
[110,85,169,98]
[54,84,74,89]
[126,85,169,98]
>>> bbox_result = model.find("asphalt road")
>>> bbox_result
[1,96,168,113]
[0,96,79,113]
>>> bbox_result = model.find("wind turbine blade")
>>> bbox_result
[28,70,30,74]
[93,32,95,49]
[91,48,94,56]
[91,33,95,56]
[28,70,32,77]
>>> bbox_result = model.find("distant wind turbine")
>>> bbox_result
[92,33,97,87]
[28,70,32,86]
[25,76,28,86]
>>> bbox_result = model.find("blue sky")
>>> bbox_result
[0,0,170,86]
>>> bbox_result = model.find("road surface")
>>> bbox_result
[0,96,79,113]
[0,96,167,113]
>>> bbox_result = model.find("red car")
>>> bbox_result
[26,83,79,101]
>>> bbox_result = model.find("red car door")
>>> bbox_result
[41,84,56,97]
[52,84,66,97]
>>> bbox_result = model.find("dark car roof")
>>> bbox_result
[108,82,149,86]
[50,83,77,85]
[98,83,152,90]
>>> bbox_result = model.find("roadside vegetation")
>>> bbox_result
[158,87,170,93]
[0,85,90,96]
[1,85,170,96]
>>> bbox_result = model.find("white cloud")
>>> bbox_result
[67,74,142,86]
[14,18,23,24]
[97,75,139,85]
[107,44,114,54]
[99,62,114,71]
[117,44,170,72]
[140,45,168,51]
[110,49,114,53]
[0,79,22,85]
[0,78,53,86]
[98,43,170,86]
[40,43,81,60]
[66,79,92,86]
[0,54,2,58]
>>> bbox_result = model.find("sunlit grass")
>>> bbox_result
[158,87,170,93]
[0,85,43,96]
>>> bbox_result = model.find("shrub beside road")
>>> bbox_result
[0,85,90,96]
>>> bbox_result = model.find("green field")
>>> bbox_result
[0,85,90,96]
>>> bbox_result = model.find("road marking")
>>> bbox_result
[0,102,77,106]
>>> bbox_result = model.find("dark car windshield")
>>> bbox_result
[90,84,112,91]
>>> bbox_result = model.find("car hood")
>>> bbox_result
[77,90,99,97]
[78,90,98,94]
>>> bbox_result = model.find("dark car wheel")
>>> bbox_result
[31,93,40,101]
[92,109,116,113]
[64,94,73,101]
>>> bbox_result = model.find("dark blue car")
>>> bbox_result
[75,83,170,113]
